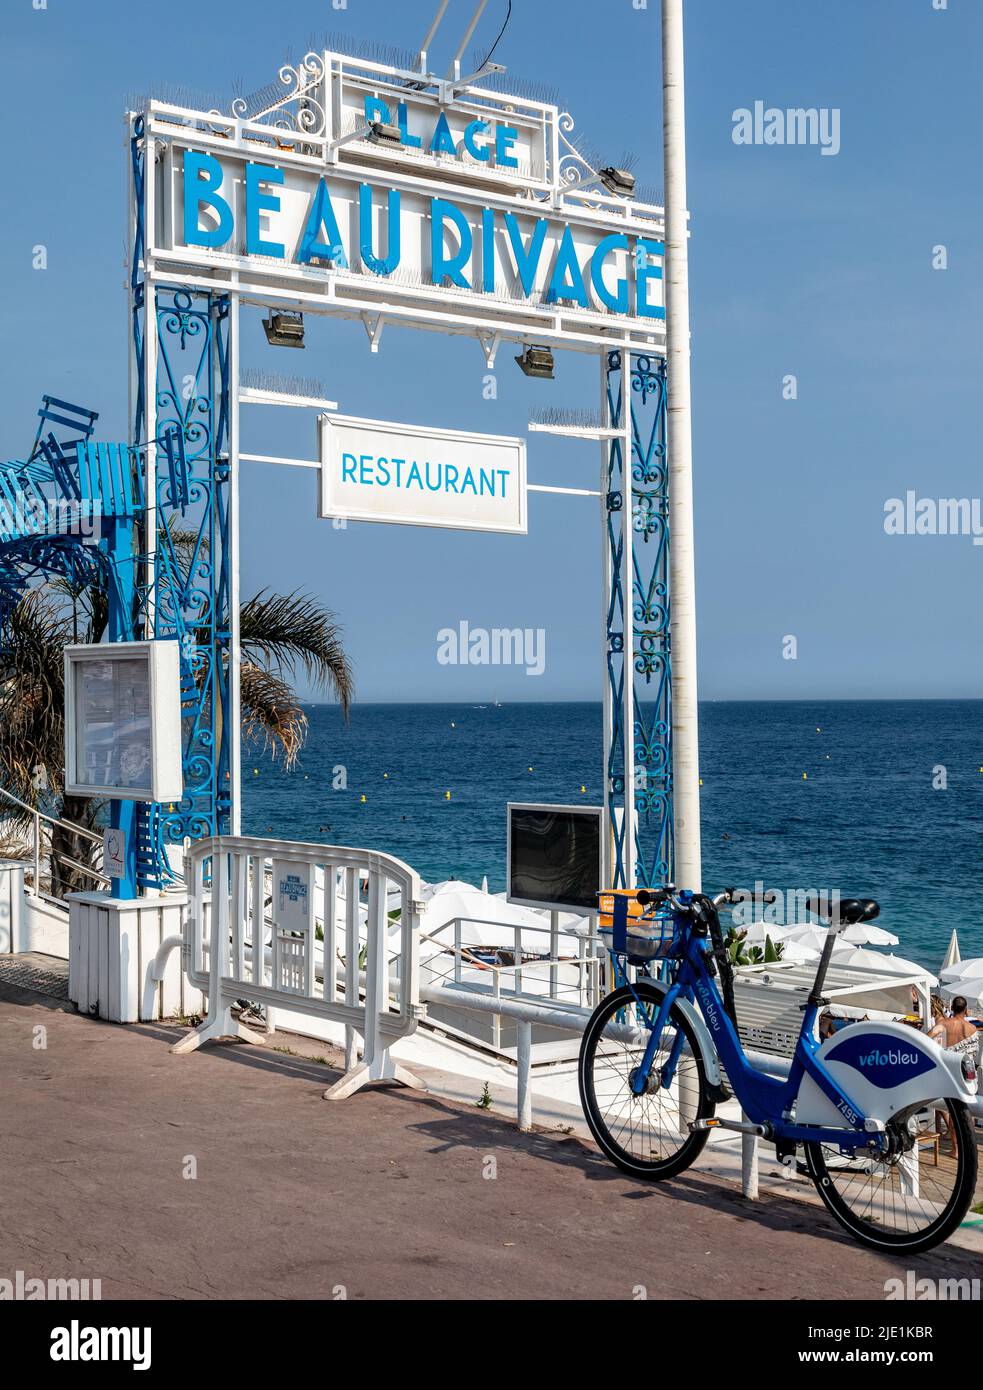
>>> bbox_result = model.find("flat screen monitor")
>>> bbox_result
[507,803,603,914]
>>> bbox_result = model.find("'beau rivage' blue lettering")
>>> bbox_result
[340,454,511,497]
[182,151,664,321]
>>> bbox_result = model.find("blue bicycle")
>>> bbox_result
[578,887,980,1253]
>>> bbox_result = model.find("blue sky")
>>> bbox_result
[1,0,980,702]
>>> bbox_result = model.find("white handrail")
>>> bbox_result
[0,785,107,898]
[0,785,103,845]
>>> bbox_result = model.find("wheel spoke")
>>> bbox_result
[809,1101,973,1247]
[581,989,708,1169]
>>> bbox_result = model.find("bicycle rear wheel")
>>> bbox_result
[804,1099,978,1253]
[578,980,714,1179]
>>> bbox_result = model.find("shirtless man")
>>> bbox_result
[930,996,978,1049]
[930,997,978,1159]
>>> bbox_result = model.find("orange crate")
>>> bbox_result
[598,889,672,961]
[597,889,650,932]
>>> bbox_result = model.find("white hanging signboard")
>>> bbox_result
[318,413,527,534]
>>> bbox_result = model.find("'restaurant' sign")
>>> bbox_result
[318,414,527,535]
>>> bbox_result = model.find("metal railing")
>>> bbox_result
[0,785,109,897]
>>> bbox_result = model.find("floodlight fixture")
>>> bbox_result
[515,346,555,380]
[262,312,305,349]
[599,166,637,198]
[368,121,403,148]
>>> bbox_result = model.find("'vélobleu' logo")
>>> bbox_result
[826,1033,935,1089]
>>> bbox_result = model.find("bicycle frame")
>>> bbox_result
[630,910,882,1153]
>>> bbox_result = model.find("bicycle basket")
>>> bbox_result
[598,890,676,964]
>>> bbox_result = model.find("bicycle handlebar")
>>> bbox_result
[634,885,780,914]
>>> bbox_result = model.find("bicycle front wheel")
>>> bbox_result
[804,1099,978,1254]
[578,980,714,1179]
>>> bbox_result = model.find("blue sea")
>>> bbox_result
[242,701,983,969]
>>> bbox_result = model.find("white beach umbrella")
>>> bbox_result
[788,922,900,950]
[490,893,591,937]
[785,925,836,954]
[776,937,824,964]
[419,881,548,953]
[940,957,983,984]
[939,977,983,1008]
[742,920,799,945]
[729,923,819,963]
[941,929,961,973]
[839,923,900,947]
[831,945,938,985]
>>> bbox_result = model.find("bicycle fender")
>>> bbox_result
[645,978,723,1090]
[795,1020,977,1128]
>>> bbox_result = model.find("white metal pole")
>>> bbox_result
[662,0,702,891]
[420,0,452,71]
[516,1020,532,1131]
[449,0,490,79]
[741,1125,760,1199]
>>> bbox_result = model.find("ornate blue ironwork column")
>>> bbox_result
[129,118,232,884]
[151,287,233,849]
[604,351,672,890]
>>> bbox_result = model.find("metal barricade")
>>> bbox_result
[173,836,424,1100]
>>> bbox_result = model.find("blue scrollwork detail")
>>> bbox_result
[605,353,672,891]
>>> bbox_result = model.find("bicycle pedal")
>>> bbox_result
[690,1117,769,1138]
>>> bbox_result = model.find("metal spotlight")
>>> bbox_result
[262,312,305,349]
[515,346,555,380]
[368,121,403,148]
[599,166,636,198]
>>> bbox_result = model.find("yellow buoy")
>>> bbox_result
[580,785,587,794]
[384,773,389,779]
[528,766,534,773]
[445,790,452,800]
[802,772,808,780]
[699,779,703,786]
[253,768,259,776]
[360,794,367,803]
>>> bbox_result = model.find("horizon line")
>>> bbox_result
[300,695,983,708]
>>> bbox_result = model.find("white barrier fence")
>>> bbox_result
[174,837,425,1100]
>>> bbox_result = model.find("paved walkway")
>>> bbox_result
[1,982,979,1301]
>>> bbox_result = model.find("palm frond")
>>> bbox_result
[240,589,353,717]
[240,661,309,768]
[0,592,71,807]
